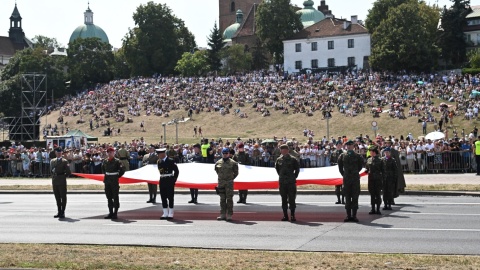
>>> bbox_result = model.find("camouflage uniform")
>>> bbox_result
[275,153,300,221]
[330,148,345,204]
[382,156,397,210]
[366,155,384,214]
[102,157,125,219]
[50,156,71,218]
[233,151,250,203]
[338,149,363,221]
[116,147,130,171]
[214,158,239,220]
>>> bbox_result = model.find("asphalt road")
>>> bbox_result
[1,193,479,255]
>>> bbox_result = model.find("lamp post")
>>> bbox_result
[326,111,332,140]
[162,123,166,144]
[174,119,179,144]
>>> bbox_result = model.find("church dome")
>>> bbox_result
[296,0,325,28]
[223,9,243,41]
[69,6,109,44]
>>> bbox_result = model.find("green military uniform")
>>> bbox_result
[233,150,250,203]
[50,149,71,218]
[382,150,397,210]
[214,149,239,221]
[330,143,345,204]
[383,139,406,201]
[102,153,125,219]
[338,140,363,222]
[366,150,384,214]
[143,149,159,203]
[275,144,300,222]
[116,146,130,171]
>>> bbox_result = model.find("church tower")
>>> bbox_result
[8,4,26,44]
[219,0,260,34]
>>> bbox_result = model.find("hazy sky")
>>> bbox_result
[0,0,470,49]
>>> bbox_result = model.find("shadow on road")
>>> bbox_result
[58,217,80,223]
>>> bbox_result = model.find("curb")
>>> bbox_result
[1,190,479,197]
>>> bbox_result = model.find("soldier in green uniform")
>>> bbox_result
[143,145,159,203]
[233,143,250,204]
[382,147,397,210]
[275,144,300,222]
[384,138,406,204]
[330,141,345,204]
[116,144,130,171]
[50,147,71,218]
[365,147,384,215]
[338,140,363,222]
[102,147,125,219]
[214,148,239,221]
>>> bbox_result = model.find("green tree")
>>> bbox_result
[67,37,114,90]
[122,1,196,76]
[0,47,67,117]
[221,44,253,74]
[251,39,269,70]
[207,22,226,73]
[467,48,480,68]
[367,0,440,71]
[175,50,210,76]
[438,0,471,67]
[256,0,303,65]
[32,35,60,53]
[112,48,131,79]
[365,0,409,33]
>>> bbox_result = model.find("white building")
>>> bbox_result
[465,5,480,48]
[283,16,371,74]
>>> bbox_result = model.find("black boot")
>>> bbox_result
[112,208,118,220]
[344,209,352,222]
[351,209,359,222]
[369,205,375,215]
[281,209,289,221]
[341,195,345,204]
[105,207,113,219]
[290,209,296,222]
[335,194,341,204]
[376,204,382,215]
[243,193,247,204]
[54,206,61,218]
[237,193,243,204]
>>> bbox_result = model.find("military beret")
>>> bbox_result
[345,140,355,145]
[55,147,63,152]
[279,144,289,150]
[222,148,230,154]
[106,147,115,152]
[238,143,244,148]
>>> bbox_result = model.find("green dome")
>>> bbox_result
[69,6,109,44]
[296,0,325,28]
[223,9,243,41]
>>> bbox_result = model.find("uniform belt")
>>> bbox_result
[105,172,119,175]
[119,157,128,160]
[160,174,174,178]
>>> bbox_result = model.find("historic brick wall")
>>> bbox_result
[219,0,261,34]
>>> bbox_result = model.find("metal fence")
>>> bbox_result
[0,151,475,178]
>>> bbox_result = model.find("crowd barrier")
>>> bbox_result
[0,151,475,178]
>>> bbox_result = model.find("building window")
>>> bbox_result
[328,40,334,50]
[311,59,318,68]
[348,57,355,66]
[311,42,317,51]
[348,39,354,48]
[327,58,335,67]
[231,1,235,12]
[295,61,302,70]
[295,43,301,52]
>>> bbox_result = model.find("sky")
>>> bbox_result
[0,0,474,49]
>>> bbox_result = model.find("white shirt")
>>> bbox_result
[415,145,425,159]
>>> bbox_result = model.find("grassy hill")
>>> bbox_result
[37,97,478,145]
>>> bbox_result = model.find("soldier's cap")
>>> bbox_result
[279,144,289,150]
[55,147,63,152]
[384,147,391,152]
[107,147,115,152]
[345,140,355,145]
[193,143,201,148]
[238,143,244,148]
[149,144,156,149]
[156,148,167,153]
[222,148,230,154]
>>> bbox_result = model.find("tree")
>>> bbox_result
[367,0,440,71]
[467,48,480,68]
[365,0,409,33]
[122,1,196,76]
[207,22,226,73]
[32,35,60,53]
[67,37,114,90]
[251,39,269,70]
[256,0,303,65]
[0,47,67,117]
[438,0,471,67]
[112,48,131,79]
[221,44,253,74]
[175,50,210,76]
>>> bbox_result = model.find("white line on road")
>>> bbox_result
[393,213,480,216]
[103,224,193,227]
[377,228,480,232]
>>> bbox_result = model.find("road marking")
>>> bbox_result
[393,213,480,216]
[377,228,480,232]
[103,224,193,227]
